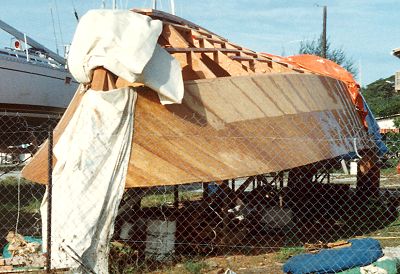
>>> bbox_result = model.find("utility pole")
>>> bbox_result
[321,5,327,58]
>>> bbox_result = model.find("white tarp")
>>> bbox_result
[68,9,184,104]
[41,9,184,273]
[41,87,136,272]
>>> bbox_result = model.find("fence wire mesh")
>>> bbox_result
[0,111,399,273]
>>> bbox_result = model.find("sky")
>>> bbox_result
[0,0,399,86]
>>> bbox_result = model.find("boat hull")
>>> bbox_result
[0,55,78,116]
[22,73,372,187]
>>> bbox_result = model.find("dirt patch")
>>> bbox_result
[146,252,285,274]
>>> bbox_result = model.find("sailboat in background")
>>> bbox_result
[0,19,78,119]
[0,19,78,150]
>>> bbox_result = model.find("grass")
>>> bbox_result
[365,214,400,247]
[183,259,208,274]
[275,247,305,263]
[141,191,203,208]
[109,242,142,274]
[0,176,32,186]
[0,165,24,173]
[0,200,41,214]
[381,166,398,176]
[108,242,209,274]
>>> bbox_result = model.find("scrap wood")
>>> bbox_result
[0,265,13,272]
[304,240,351,253]
[4,254,46,267]
[6,232,41,258]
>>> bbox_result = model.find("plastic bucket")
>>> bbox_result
[350,160,358,175]
[145,219,176,261]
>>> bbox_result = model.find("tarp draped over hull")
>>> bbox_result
[67,9,183,105]
[22,73,372,187]
[40,87,136,272]
[35,9,184,273]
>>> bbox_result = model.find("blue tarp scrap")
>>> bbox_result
[283,238,383,274]
[362,94,388,156]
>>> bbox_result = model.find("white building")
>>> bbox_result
[376,114,400,134]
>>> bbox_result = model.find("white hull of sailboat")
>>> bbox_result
[0,55,78,116]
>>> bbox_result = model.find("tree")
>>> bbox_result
[362,75,400,117]
[299,35,357,76]
[394,117,400,128]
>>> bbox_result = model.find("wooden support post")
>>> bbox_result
[357,148,380,197]
[256,174,269,187]
[220,180,230,251]
[174,185,179,208]
[203,182,209,200]
[257,176,261,188]
[234,176,253,202]
[279,171,284,189]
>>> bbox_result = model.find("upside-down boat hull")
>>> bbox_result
[21,72,372,187]
[21,9,373,187]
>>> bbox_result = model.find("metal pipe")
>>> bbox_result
[24,33,29,62]
[46,128,53,273]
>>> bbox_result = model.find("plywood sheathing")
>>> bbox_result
[22,72,371,187]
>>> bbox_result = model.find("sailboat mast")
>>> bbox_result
[170,0,175,15]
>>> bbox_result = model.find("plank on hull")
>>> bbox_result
[21,73,371,187]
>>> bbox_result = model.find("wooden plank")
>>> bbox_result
[215,52,251,75]
[166,47,242,54]
[193,37,249,76]
[162,25,217,79]
[192,35,226,45]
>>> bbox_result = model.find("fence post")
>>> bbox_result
[46,128,53,272]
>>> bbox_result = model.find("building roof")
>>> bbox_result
[375,113,400,120]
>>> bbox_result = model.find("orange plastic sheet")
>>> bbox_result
[261,53,368,127]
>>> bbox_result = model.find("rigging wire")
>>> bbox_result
[53,0,64,48]
[50,8,60,55]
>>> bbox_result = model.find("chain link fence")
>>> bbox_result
[0,111,399,273]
